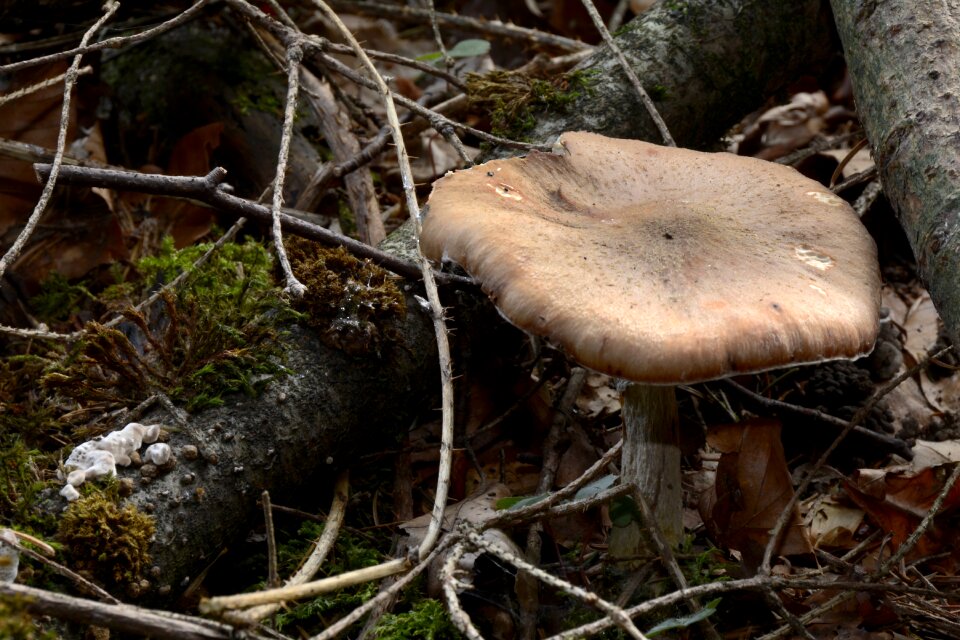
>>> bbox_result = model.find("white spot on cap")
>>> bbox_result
[491,183,523,201]
[809,284,827,296]
[795,245,834,271]
[806,191,843,206]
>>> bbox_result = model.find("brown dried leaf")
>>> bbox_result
[150,122,223,247]
[803,493,864,550]
[0,63,75,237]
[845,463,960,566]
[700,419,812,570]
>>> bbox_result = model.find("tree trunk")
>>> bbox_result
[831,0,960,345]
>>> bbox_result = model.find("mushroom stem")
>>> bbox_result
[620,383,682,547]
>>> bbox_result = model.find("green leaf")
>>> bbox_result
[609,496,641,528]
[646,598,721,636]
[446,39,490,58]
[496,494,548,511]
[416,39,490,63]
[573,474,618,501]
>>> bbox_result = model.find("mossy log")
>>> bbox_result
[121,317,437,603]
[831,0,960,345]
[524,0,837,149]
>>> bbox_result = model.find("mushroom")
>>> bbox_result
[420,131,880,546]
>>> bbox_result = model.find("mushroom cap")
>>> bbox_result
[421,131,881,384]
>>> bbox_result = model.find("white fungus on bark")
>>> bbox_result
[59,422,163,500]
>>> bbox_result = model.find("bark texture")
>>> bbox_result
[831,1,960,344]
[526,0,837,149]
[46,316,437,606]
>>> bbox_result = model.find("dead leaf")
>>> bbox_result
[575,372,621,418]
[821,146,875,178]
[845,463,960,566]
[700,419,813,570]
[401,482,511,545]
[902,292,939,369]
[803,493,864,550]
[0,63,75,237]
[149,122,224,247]
[911,439,960,470]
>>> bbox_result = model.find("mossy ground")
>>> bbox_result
[42,236,295,417]
[0,236,293,552]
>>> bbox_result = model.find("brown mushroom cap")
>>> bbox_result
[421,131,881,384]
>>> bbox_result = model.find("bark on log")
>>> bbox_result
[831,1,960,344]
[526,0,837,149]
[45,317,437,606]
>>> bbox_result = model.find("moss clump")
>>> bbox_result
[273,524,384,633]
[29,273,96,324]
[285,238,406,356]
[56,492,155,592]
[466,68,596,140]
[42,237,295,414]
[0,354,62,530]
[372,599,463,640]
[0,598,55,640]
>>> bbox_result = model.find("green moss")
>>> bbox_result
[274,524,385,633]
[466,68,597,140]
[285,238,406,356]
[29,274,95,324]
[0,354,63,531]
[42,237,295,413]
[647,84,670,101]
[56,492,155,591]
[372,599,462,640]
[0,598,56,640]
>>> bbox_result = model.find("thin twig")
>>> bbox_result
[442,541,485,640]
[309,536,455,640]
[424,0,454,69]
[487,440,622,528]
[722,379,913,459]
[632,490,722,640]
[328,0,591,52]
[316,37,466,90]
[0,0,215,75]
[300,0,457,562]
[272,42,307,297]
[311,45,548,152]
[518,368,587,639]
[262,491,279,588]
[33,164,474,288]
[17,546,119,604]
[0,65,93,108]
[757,465,960,640]
[465,527,649,639]
[0,583,242,640]
[759,347,950,576]
[200,557,410,614]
